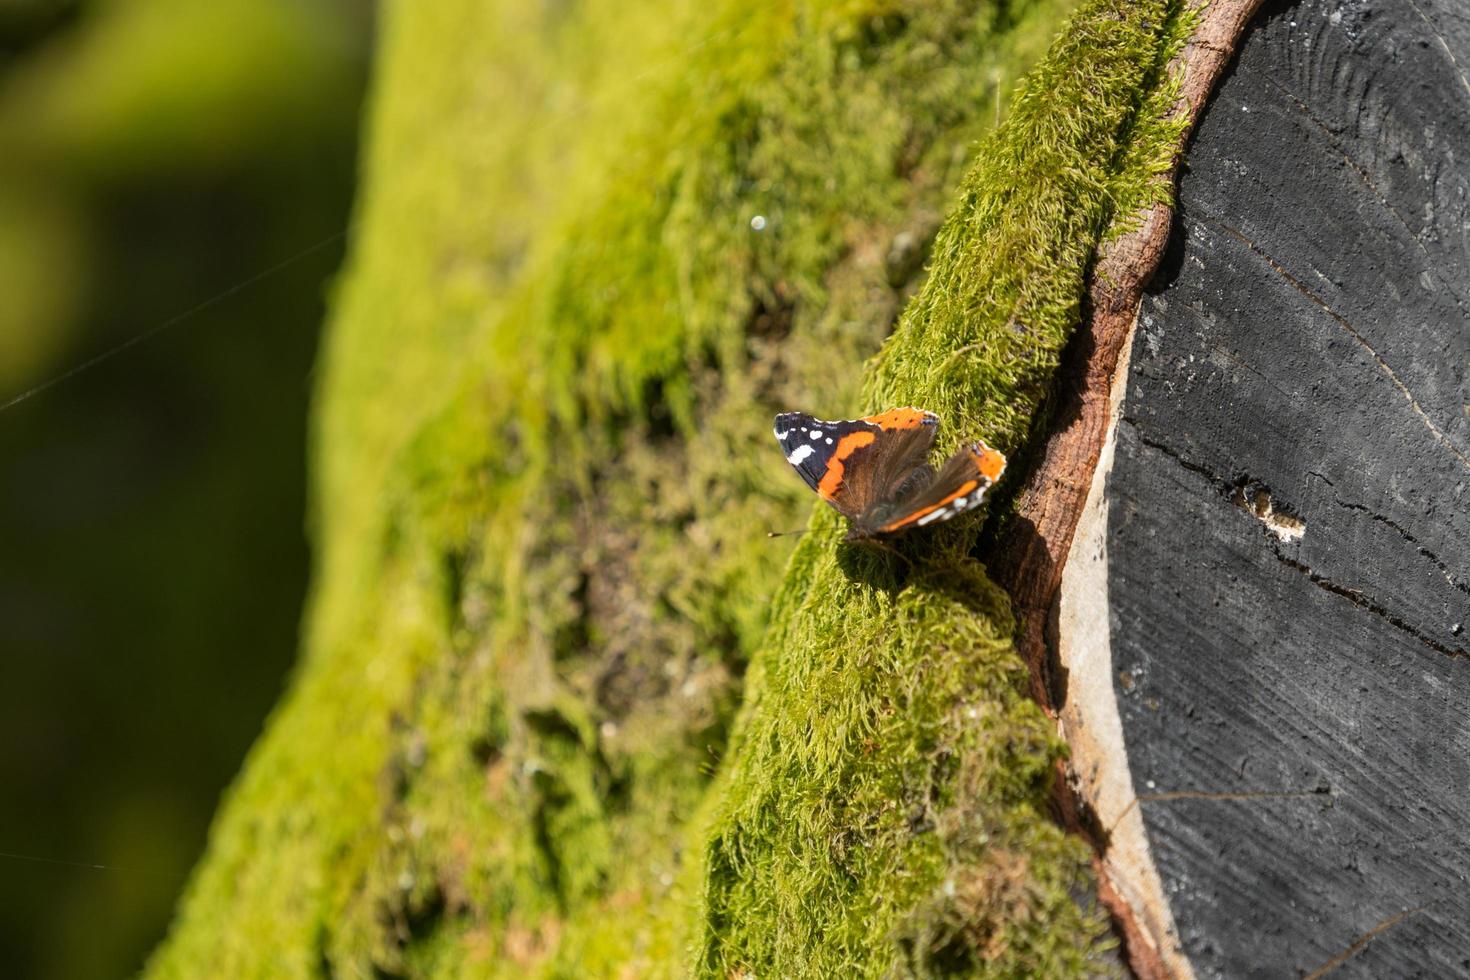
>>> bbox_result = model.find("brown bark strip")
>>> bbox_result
[986,2,1266,977]
[1094,860,1175,980]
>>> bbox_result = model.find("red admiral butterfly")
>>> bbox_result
[773,407,1007,541]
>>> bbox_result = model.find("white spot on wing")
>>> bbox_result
[826,437,833,444]
[787,444,815,466]
[809,430,822,441]
[774,429,788,440]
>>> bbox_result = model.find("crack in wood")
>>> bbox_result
[1334,497,1470,600]
[1231,482,1304,543]
[1187,209,1470,475]
[1139,424,1469,604]
[1107,787,1332,839]
[1301,906,1424,980]
[1269,549,1468,661]
[1129,424,1468,660]
[1129,428,1223,483]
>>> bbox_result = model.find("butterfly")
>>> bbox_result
[773,407,1007,541]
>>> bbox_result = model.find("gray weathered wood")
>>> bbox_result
[1105,0,1470,975]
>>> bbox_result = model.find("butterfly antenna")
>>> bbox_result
[766,526,845,540]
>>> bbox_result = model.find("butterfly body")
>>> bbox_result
[773,407,1006,541]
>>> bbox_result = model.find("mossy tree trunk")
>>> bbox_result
[145,1,1230,976]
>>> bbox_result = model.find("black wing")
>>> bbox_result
[773,408,939,520]
[773,412,877,499]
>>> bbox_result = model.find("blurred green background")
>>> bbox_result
[0,1,372,976]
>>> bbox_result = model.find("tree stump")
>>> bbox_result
[1062,1,1470,975]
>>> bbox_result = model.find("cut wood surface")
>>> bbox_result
[1103,0,1470,975]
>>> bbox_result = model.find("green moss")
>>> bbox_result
[145,0,1196,976]
[695,1,1191,975]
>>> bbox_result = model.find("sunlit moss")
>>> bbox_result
[146,0,1195,976]
[696,2,1192,971]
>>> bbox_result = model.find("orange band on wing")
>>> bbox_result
[817,430,876,500]
[879,478,980,532]
[862,407,934,430]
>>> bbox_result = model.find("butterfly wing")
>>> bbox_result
[852,439,1006,538]
[774,408,938,520]
[773,412,881,517]
[842,414,939,512]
